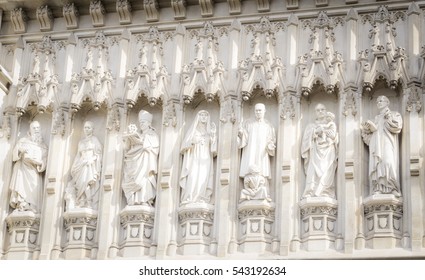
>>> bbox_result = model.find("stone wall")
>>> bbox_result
[0,0,424,259]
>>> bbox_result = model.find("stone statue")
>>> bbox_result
[122,110,159,206]
[361,95,402,197]
[240,165,272,203]
[9,121,48,213]
[68,121,103,209]
[301,104,338,199]
[180,110,217,205]
[238,103,276,181]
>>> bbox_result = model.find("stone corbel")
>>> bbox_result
[227,0,241,15]
[199,0,214,17]
[116,0,132,25]
[315,0,328,7]
[143,0,159,22]
[36,5,53,32]
[171,0,186,20]
[286,0,298,9]
[90,0,106,27]
[256,0,269,12]
[63,3,79,29]
[11,8,27,34]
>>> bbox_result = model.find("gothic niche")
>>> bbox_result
[357,6,407,250]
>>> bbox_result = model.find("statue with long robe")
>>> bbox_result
[361,95,402,197]
[9,121,48,213]
[122,110,159,206]
[301,104,338,199]
[180,110,217,205]
[238,103,276,179]
[68,121,102,209]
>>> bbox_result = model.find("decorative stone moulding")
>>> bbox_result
[119,205,155,257]
[315,0,328,7]
[181,22,226,104]
[297,11,344,97]
[6,211,40,260]
[10,8,27,34]
[16,36,59,115]
[238,17,286,101]
[125,27,169,108]
[363,194,403,249]
[171,0,186,19]
[299,197,337,251]
[36,5,53,32]
[286,0,299,9]
[227,0,241,15]
[117,0,132,25]
[200,0,214,17]
[237,200,275,253]
[178,203,214,255]
[90,0,106,27]
[143,0,159,22]
[63,208,98,259]
[256,0,270,12]
[63,3,79,29]
[71,32,113,112]
[357,6,409,92]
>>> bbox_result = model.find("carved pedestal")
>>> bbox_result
[299,197,338,251]
[364,194,403,249]
[178,203,214,255]
[6,211,40,259]
[119,205,155,257]
[63,208,98,259]
[237,200,275,253]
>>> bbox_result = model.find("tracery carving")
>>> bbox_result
[126,27,169,108]
[16,36,59,115]
[71,31,114,112]
[239,17,286,100]
[297,11,344,96]
[357,6,409,92]
[182,22,226,103]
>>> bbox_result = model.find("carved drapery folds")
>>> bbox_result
[238,17,286,101]
[297,11,344,96]
[71,31,114,112]
[125,27,169,108]
[357,6,409,92]
[16,36,60,115]
[182,22,227,104]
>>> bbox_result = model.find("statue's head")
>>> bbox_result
[254,103,266,120]
[198,110,210,124]
[29,121,41,136]
[83,121,94,136]
[376,95,390,110]
[315,103,327,120]
[138,110,153,131]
